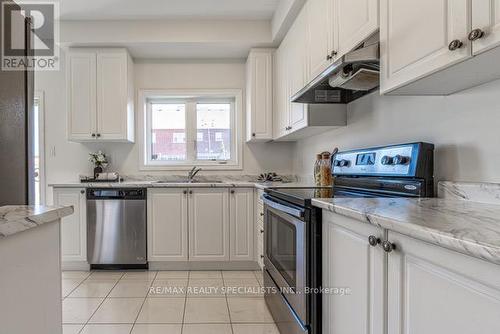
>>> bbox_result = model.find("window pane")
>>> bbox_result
[196,103,231,160]
[151,103,186,161]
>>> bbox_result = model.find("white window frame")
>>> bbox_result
[139,89,243,171]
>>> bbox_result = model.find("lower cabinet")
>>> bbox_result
[53,187,87,264]
[147,188,188,261]
[323,210,500,334]
[322,211,386,334]
[188,188,230,261]
[148,187,256,263]
[387,231,500,334]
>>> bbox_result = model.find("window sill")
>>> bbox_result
[139,163,243,171]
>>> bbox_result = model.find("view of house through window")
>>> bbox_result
[146,95,237,167]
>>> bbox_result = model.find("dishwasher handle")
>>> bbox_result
[87,188,146,200]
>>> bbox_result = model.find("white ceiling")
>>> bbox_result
[57,0,280,20]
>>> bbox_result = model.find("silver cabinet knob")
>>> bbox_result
[468,28,485,41]
[368,235,380,247]
[448,39,463,51]
[382,240,396,253]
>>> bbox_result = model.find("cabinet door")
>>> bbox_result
[307,0,334,80]
[334,0,379,58]
[380,0,471,93]
[387,231,500,334]
[67,51,96,141]
[323,211,385,334]
[96,50,128,140]
[287,8,309,132]
[246,49,274,142]
[273,44,289,139]
[53,188,86,262]
[229,189,254,261]
[188,188,229,261]
[147,189,188,261]
[472,0,500,55]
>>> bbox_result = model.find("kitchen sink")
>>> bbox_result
[155,180,223,184]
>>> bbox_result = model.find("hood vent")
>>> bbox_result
[292,37,380,104]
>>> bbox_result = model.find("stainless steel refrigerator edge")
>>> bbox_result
[0,1,35,206]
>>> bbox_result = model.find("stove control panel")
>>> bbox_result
[333,142,434,178]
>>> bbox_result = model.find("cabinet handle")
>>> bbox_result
[368,235,381,247]
[260,255,264,259]
[260,229,264,233]
[96,133,101,138]
[331,50,338,57]
[189,190,193,194]
[91,133,96,137]
[252,133,256,137]
[448,39,463,51]
[183,190,187,194]
[80,190,85,194]
[230,190,235,194]
[260,212,264,217]
[468,28,485,41]
[382,240,396,253]
[326,54,332,60]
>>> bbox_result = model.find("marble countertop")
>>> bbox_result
[49,180,324,189]
[313,197,500,265]
[0,205,74,239]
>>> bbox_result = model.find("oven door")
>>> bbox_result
[263,195,308,324]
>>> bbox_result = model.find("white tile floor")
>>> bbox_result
[62,270,278,334]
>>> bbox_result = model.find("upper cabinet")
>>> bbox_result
[306,0,334,81]
[471,0,500,55]
[333,0,379,59]
[381,0,500,95]
[67,48,134,142]
[380,0,471,94]
[246,49,274,142]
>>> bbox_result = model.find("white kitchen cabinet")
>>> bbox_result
[273,42,290,139]
[306,0,334,82]
[380,0,472,94]
[147,188,188,261]
[188,188,229,261]
[246,49,274,142]
[229,188,254,261]
[66,50,96,141]
[387,231,500,334]
[322,211,385,334]
[472,0,500,55]
[287,8,309,133]
[67,48,134,142]
[256,189,265,269]
[53,188,87,264]
[333,0,379,59]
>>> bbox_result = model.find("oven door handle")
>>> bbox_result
[262,195,305,219]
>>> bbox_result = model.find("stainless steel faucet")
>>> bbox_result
[187,166,202,182]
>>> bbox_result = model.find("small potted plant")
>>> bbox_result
[89,150,108,178]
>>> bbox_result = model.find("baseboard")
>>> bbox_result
[62,261,90,271]
[149,261,260,271]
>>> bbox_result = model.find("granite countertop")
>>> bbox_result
[0,205,74,239]
[312,197,500,265]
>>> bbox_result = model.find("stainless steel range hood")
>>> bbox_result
[292,37,380,104]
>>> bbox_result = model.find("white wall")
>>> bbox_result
[293,79,500,183]
[36,50,294,198]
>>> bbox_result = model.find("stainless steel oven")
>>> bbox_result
[263,194,310,334]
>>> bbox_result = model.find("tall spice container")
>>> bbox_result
[320,152,332,197]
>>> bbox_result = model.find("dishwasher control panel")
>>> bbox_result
[87,188,146,200]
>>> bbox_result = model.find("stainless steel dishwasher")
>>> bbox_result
[87,188,147,269]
